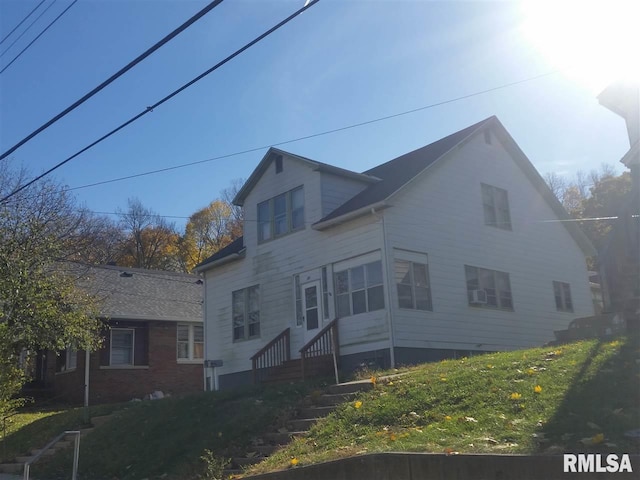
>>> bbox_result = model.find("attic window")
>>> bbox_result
[275,155,283,174]
[484,130,492,145]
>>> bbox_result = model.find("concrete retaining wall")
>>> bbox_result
[246,453,638,480]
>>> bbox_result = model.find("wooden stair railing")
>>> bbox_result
[299,318,339,382]
[250,328,290,384]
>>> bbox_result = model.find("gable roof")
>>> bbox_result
[315,117,492,225]
[73,264,203,322]
[233,148,378,206]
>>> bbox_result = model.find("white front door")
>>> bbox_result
[302,281,322,343]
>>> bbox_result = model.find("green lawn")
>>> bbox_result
[247,335,640,475]
[5,335,638,479]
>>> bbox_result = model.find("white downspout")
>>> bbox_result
[376,208,396,368]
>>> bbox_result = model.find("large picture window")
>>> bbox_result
[465,265,513,310]
[177,324,204,361]
[232,285,260,341]
[257,186,305,242]
[395,260,432,311]
[334,260,385,317]
[481,183,512,230]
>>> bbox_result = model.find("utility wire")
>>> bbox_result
[0,0,322,204]
[0,0,57,59]
[60,70,557,193]
[0,0,76,75]
[0,0,226,160]
[0,0,47,47]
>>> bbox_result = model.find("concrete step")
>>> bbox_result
[14,456,34,463]
[222,468,243,477]
[313,392,357,406]
[0,464,22,474]
[261,431,307,445]
[297,405,336,418]
[328,380,374,395]
[30,449,56,457]
[287,418,318,431]
[252,445,279,456]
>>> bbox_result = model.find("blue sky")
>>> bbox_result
[0,0,633,231]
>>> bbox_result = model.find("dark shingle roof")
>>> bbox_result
[316,117,492,223]
[194,236,245,270]
[75,264,202,322]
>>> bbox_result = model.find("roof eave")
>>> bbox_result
[194,249,246,273]
[313,201,388,231]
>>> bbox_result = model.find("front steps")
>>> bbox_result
[0,415,113,475]
[258,355,336,385]
[224,380,373,477]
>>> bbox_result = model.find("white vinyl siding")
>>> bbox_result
[177,324,204,361]
[232,285,260,341]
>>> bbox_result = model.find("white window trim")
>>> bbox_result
[110,328,135,366]
[232,285,261,342]
[553,281,574,312]
[334,260,385,317]
[257,186,305,243]
[465,265,514,311]
[394,258,433,311]
[481,183,512,230]
[177,323,204,363]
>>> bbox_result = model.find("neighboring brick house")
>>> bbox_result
[36,265,204,404]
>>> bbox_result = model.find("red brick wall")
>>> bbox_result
[52,321,203,404]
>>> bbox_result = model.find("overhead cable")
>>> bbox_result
[0,0,58,59]
[0,0,226,160]
[0,0,322,204]
[0,0,77,75]
[0,0,47,47]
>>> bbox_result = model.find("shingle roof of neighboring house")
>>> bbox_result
[74,264,203,322]
[316,117,492,224]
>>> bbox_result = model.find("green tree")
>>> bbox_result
[0,165,102,413]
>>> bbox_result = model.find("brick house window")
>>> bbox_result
[111,328,134,366]
[481,183,512,230]
[232,285,260,341]
[553,281,573,312]
[56,347,77,373]
[465,265,513,310]
[177,324,204,361]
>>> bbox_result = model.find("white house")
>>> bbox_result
[196,116,595,390]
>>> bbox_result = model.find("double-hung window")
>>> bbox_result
[334,261,385,317]
[111,328,135,366]
[177,324,204,361]
[553,281,573,312]
[465,265,513,310]
[481,183,511,230]
[257,186,305,242]
[395,259,432,310]
[232,285,260,341]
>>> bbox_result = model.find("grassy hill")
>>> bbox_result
[15,335,640,479]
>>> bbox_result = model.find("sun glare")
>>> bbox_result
[522,0,640,92]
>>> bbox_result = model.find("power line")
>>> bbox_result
[0,0,226,159]
[0,0,57,59]
[0,0,322,204]
[0,0,76,75]
[0,0,47,47]
[61,70,558,193]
